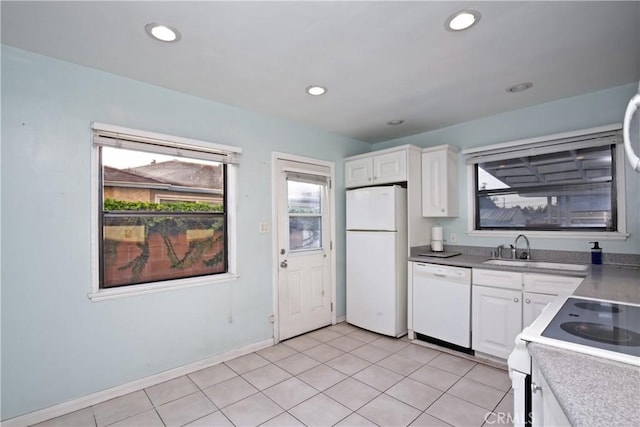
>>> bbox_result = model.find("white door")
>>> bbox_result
[523,292,556,328]
[421,149,445,216]
[346,230,400,336]
[345,157,373,188]
[276,159,332,341]
[346,186,403,231]
[373,151,406,184]
[472,285,522,359]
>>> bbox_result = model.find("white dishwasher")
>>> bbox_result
[412,262,472,350]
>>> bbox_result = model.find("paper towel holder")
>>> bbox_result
[431,226,444,252]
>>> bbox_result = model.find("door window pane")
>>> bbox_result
[289,217,321,250]
[287,179,323,251]
[288,181,321,214]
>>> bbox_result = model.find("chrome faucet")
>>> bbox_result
[495,244,505,259]
[514,234,531,260]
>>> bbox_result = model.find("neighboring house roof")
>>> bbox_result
[480,208,525,223]
[129,160,222,189]
[104,160,223,190]
[103,166,167,184]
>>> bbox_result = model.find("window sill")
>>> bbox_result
[466,230,629,241]
[88,273,239,302]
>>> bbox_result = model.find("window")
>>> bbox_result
[286,173,326,251]
[90,123,240,299]
[464,126,627,236]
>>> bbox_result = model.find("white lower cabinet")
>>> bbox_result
[472,268,583,360]
[523,291,556,328]
[532,359,571,426]
[472,285,522,359]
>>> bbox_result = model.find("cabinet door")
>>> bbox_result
[345,157,373,188]
[373,151,406,184]
[523,292,556,328]
[422,147,458,217]
[472,285,522,359]
[532,360,571,427]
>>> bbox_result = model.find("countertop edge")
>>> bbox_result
[528,343,640,426]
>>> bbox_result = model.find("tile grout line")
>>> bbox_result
[33,324,514,427]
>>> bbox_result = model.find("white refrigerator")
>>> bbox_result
[346,185,407,337]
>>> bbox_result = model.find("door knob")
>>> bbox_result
[280,260,288,268]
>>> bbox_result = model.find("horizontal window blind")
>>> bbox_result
[92,123,241,164]
[463,129,621,165]
[286,171,329,186]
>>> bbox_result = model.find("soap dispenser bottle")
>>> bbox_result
[589,241,602,265]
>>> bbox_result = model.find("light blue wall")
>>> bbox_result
[0,46,370,420]
[373,83,640,256]
[2,44,639,421]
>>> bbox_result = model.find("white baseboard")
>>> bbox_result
[336,315,346,323]
[1,338,274,427]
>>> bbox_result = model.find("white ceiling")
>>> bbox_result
[2,1,639,143]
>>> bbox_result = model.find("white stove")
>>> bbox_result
[508,295,640,426]
[519,295,640,365]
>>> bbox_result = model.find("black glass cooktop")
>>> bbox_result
[542,298,640,357]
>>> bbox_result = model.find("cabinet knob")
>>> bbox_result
[525,299,531,304]
[368,177,372,181]
[531,383,542,394]
[440,208,445,212]
[513,297,519,303]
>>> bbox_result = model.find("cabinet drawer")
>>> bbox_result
[472,268,522,290]
[523,273,583,295]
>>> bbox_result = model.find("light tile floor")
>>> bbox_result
[33,323,515,427]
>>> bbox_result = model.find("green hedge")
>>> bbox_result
[104,198,223,212]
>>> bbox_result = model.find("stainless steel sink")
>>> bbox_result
[482,259,589,272]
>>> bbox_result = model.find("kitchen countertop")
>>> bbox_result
[409,252,640,425]
[408,253,640,303]
[528,343,640,426]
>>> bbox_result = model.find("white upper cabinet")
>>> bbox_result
[345,157,374,188]
[421,145,460,217]
[373,150,407,184]
[345,148,408,188]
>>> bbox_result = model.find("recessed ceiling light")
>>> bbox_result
[306,85,327,96]
[445,10,481,31]
[387,119,405,126]
[145,23,181,42]
[507,82,534,93]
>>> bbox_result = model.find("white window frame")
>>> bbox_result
[463,124,629,240]
[154,193,223,205]
[89,122,241,301]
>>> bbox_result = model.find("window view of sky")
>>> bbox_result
[103,147,215,169]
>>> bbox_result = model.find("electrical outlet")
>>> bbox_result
[450,233,457,243]
[259,222,270,233]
